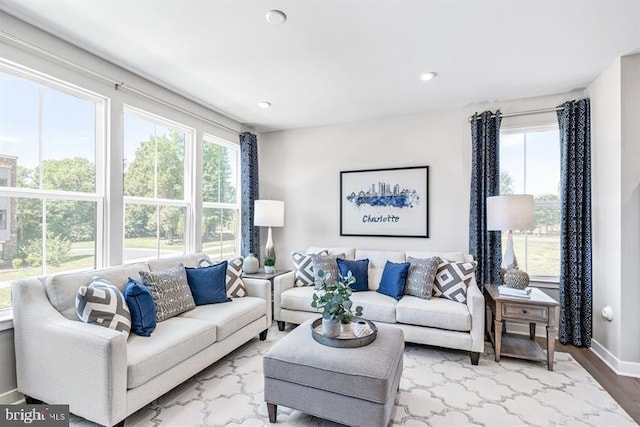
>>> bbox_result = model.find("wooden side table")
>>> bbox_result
[484,284,559,370]
[242,269,290,281]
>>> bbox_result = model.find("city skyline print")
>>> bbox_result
[340,166,429,238]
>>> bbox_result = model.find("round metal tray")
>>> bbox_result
[311,317,377,348]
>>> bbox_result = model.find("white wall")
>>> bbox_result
[585,58,623,364]
[258,91,582,269]
[620,54,640,366]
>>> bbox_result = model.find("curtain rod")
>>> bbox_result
[0,29,241,135]
[467,106,564,122]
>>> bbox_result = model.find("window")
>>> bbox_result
[500,126,561,280]
[0,65,105,310]
[123,107,193,262]
[202,136,240,261]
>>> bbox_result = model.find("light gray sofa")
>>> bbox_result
[11,253,272,427]
[274,247,484,364]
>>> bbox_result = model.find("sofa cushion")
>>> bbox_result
[404,256,440,299]
[306,246,355,261]
[124,278,157,337]
[179,296,266,340]
[433,260,478,303]
[280,286,319,312]
[185,262,230,305]
[355,249,406,291]
[75,277,131,335]
[126,316,216,389]
[337,258,369,291]
[349,291,398,323]
[45,262,150,320]
[396,296,471,332]
[377,261,410,301]
[140,264,196,322]
[292,250,328,287]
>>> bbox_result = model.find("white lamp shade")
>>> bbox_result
[486,195,534,231]
[254,200,285,227]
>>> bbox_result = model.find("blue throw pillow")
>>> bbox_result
[377,261,411,301]
[124,278,156,337]
[185,261,230,305]
[337,258,369,291]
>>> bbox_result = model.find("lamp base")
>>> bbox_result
[265,226,276,265]
[504,268,530,289]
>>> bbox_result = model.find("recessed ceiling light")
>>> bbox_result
[258,101,272,109]
[419,72,437,81]
[266,10,287,25]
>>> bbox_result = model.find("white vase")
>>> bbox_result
[264,265,276,274]
[243,253,259,274]
[322,318,340,338]
[340,322,353,335]
[354,320,372,338]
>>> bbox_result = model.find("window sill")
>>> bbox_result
[529,277,559,289]
[0,310,13,332]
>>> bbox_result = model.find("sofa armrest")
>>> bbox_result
[12,278,127,426]
[243,278,272,326]
[466,280,485,353]
[273,271,295,321]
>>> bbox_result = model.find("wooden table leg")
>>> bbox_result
[529,322,536,340]
[546,326,557,371]
[267,402,277,423]
[494,318,502,362]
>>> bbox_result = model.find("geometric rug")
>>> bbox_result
[71,323,636,427]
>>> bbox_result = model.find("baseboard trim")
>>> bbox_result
[591,339,640,378]
[0,389,23,405]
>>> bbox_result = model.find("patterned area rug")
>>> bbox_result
[72,324,635,427]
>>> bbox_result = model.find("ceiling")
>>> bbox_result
[1,1,639,132]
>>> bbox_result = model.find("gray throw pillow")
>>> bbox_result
[310,253,345,290]
[433,260,478,304]
[140,264,195,322]
[76,277,131,335]
[292,250,329,287]
[405,256,440,299]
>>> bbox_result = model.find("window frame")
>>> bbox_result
[500,124,561,283]
[122,104,195,262]
[201,133,242,260]
[0,61,107,314]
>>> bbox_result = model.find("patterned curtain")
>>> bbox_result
[240,132,260,258]
[468,111,502,289]
[557,99,592,347]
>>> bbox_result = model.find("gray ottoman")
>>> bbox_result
[263,318,404,427]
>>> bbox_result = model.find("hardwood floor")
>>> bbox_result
[552,340,640,424]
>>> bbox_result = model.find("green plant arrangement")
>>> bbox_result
[263,257,275,267]
[311,270,363,325]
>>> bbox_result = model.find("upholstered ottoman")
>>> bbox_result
[263,318,404,427]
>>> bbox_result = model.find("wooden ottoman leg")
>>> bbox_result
[267,402,277,423]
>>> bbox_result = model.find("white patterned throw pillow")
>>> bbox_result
[433,260,477,303]
[76,277,132,335]
[140,264,195,322]
[199,257,247,298]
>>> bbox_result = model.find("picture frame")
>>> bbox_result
[340,166,429,238]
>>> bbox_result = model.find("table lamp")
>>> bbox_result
[254,200,285,271]
[486,194,534,288]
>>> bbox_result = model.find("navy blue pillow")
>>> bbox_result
[377,261,411,301]
[337,258,369,291]
[124,278,156,337]
[185,261,230,305]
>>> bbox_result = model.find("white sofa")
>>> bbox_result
[274,247,484,364]
[11,253,272,427]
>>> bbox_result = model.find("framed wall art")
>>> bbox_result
[340,166,429,238]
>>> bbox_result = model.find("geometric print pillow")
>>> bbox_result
[433,260,477,303]
[199,257,247,298]
[139,264,196,322]
[76,277,132,335]
[292,252,315,287]
[225,257,247,298]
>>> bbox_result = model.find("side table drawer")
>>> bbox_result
[502,303,548,322]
